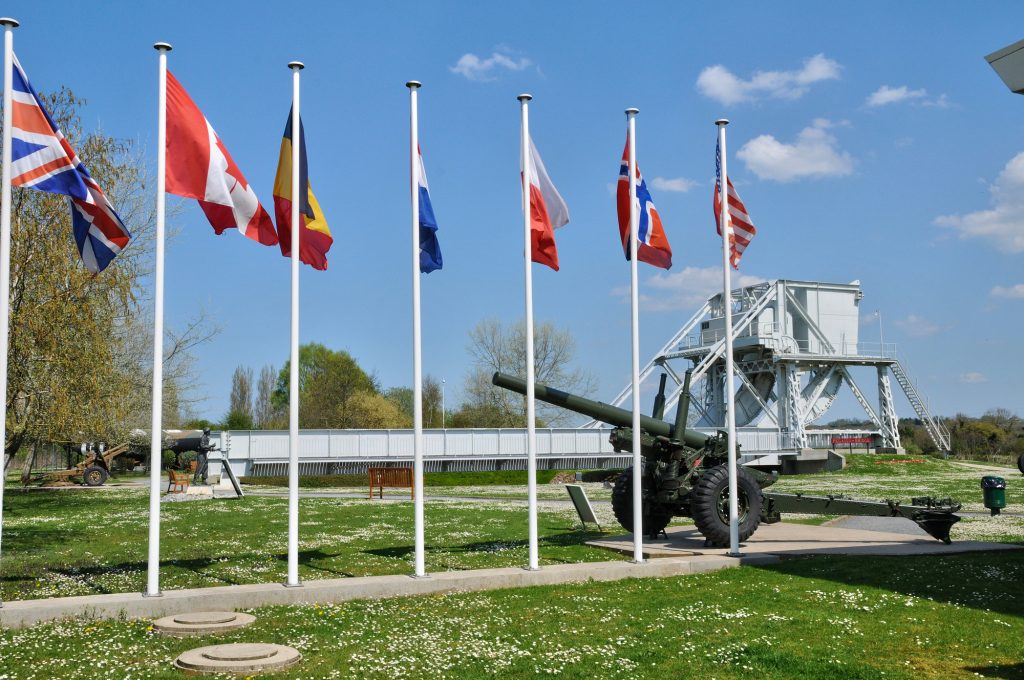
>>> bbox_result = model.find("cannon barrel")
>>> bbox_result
[491,372,710,449]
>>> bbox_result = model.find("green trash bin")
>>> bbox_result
[981,476,1006,516]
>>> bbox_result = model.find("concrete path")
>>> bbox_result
[586,522,1022,559]
[0,553,775,629]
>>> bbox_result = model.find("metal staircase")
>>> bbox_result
[891,361,951,453]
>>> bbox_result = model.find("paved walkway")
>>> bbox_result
[0,553,773,629]
[587,522,1023,559]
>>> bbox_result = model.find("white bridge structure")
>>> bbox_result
[219,279,944,478]
[588,278,950,466]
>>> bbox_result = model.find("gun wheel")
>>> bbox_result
[691,463,762,547]
[610,467,673,538]
[82,465,109,487]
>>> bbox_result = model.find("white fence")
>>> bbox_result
[216,426,850,477]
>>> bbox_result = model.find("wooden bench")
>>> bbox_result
[167,469,191,493]
[368,467,414,499]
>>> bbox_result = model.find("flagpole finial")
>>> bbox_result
[288,61,305,71]
[153,42,172,52]
[715,118,729,126]
[625,107,639,116]
[406,80,422,89]
[0,18,19,28]
[517,93,532,102]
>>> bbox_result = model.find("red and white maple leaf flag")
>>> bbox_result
[165,71,277,245]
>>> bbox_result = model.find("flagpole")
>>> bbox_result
[145,40,171,599]
[0,17,18,608]
[407,80,426,578]
[286,60,304,588]
[716,119,741,557]
[518,93,539,571]
[625,108,644,564]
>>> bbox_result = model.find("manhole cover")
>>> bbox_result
[175,643,300,673]
[173,612,237,625]
[153,611,256,636]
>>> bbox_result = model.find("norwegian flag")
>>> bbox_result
[714,140,757,269]
[10,54,131,273]
[616,135,672,269]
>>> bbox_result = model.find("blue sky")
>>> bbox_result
[7,1,1024,422]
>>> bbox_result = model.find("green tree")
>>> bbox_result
[272,343,408,428]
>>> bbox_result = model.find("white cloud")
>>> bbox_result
[894,314,940,337]
[935,152,1024,254]
[450,50,531,81]
[651,177,697,193]
[613,266,765,312]
[959,372,987,384]
[865,85,949,108]
[866,85,927,107]
[737,118,854,182]
[695,54,841,105]
[991,283,1024,298]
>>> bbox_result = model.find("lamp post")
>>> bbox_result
[441,378,446,429]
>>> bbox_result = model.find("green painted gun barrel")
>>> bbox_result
[491,371,710,450]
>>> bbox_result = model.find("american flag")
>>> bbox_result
[10,54,131,273]
[714,140,756,269]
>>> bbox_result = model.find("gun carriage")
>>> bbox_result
[492,371,961,545]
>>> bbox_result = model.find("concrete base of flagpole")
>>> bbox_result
[727,551,744,558]
[142,592,163,598]
[281,582,303,588]
[409,574,431,580]
[522,566,540,572]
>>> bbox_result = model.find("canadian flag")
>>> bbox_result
[522,136,569,271]
[165,72,277,246]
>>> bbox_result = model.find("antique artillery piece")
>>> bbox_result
[493,371,962,545]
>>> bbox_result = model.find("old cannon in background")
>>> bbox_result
[492,371,963,545]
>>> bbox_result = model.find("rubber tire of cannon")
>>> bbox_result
[1018,453,1024,475]
[83,465,109,487]
[690,464,762,547]
[611,468,673,537]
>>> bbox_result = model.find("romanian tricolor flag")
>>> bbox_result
[273,111,332,270]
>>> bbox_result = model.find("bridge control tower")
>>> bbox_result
[588,279,949,464]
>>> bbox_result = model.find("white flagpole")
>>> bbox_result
[716,119,741,557]
[0,17,18,607]
[407,80,426,578]
[517,93,539,571]
[286,60,304,588]
[146,40,172,599]
[625,108,643,564]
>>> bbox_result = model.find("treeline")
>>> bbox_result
[213,319,594,431]
[825,409,1024,463]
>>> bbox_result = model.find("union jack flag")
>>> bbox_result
[10,54,131,273]
[714,140,756,269]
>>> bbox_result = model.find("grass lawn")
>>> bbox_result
[0,489,612,602]
[0,551,1021,679]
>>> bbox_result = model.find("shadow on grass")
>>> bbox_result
[749,551,1024,620]
[269,548,357,579]
[361,530,608,566]
[963,662,1024,679]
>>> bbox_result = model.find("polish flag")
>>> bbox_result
[165,72,277,246]
[522,136,569,271]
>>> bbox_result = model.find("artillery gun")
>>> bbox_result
[492,371,962,545]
